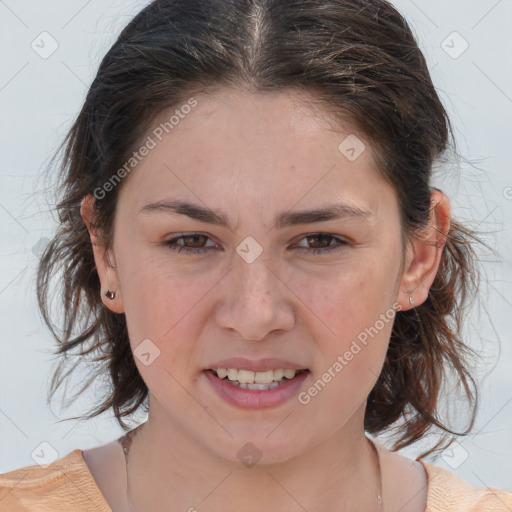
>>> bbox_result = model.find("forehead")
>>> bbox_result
[170,86,358,139]
[116,87,392,223]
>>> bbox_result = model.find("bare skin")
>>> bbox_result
[81,87,449,511]
[83,432,428,511]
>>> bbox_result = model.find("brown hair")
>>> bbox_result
[38,0,480,455]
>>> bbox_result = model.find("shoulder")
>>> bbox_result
[0,450,110,511]
[422,461,512,512]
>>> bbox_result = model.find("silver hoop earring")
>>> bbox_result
[104,290,116,300]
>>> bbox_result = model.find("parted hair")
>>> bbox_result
[38,0,480,455]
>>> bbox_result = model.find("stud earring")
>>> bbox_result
[409,296,414,305]
[104,290,116,300]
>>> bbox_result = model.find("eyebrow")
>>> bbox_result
[139,199,371,230]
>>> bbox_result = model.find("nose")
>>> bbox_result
[213,252,295,341]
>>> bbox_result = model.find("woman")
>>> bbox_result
[1,0,510,510]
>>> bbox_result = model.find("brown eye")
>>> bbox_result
[163,233,217,254]
[180,234,208,248]
[295,233,348,255]
[305,234,334,249]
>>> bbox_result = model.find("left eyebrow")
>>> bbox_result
[139,199,371,231]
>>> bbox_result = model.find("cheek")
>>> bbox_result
[298,278,396,421]
[118,259,223,402]
[116,248,223,375]
[119,247,204,330]
[293,257,398,405]
[294,256,398,343]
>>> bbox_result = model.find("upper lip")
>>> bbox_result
[206,357,308,372]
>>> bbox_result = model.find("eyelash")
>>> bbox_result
[162,233,349,255]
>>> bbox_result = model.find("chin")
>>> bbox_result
[202,425,310,467]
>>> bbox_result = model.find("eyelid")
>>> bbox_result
[293,231,350,244]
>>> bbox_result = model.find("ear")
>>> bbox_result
[397,189,451,311]
[80,195,125,314]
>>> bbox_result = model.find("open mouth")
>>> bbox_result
[205,368,309,391]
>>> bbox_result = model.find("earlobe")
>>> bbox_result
[398,190,451,310]
[80,195,125,314]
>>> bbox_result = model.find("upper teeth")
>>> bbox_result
[215,368,298,384]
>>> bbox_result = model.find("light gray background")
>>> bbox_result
[1,0,511,493]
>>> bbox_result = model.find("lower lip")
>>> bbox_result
[204,370,310,409]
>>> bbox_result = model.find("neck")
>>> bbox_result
[122,404,382,511]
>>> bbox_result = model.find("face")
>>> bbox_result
[89,87,416,464]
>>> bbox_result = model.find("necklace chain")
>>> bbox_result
[120,426,384,511]
[369,437,385,511]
